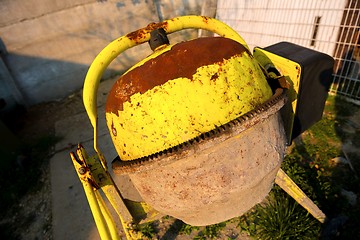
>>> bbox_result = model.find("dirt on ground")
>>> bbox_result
[1,91,84,240]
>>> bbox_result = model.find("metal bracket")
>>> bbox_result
[70,144,159,240]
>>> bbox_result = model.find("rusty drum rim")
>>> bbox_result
[112,88,287,175]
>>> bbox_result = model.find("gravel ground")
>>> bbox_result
[1,165,53,240]
[1,92,84,240]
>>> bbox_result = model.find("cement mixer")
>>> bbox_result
[70,16,334,239]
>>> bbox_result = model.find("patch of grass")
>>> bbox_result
[242,190,321,240]
[237,169,323,240]
[195,222,227,239]
[282,148,345,215]
[135,222,158,239]
[179,223,200,235]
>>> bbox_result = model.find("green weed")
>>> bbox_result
[179,223,200,235]
[136,222,158,239]
[195,222,227,239]
[257,192,320,239]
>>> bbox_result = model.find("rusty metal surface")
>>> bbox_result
[106,37,248,114]
[112,88,286,174]
[111,89,287,225]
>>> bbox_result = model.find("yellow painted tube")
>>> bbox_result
[275,168,327,223]
[95,190,121,240]
[72,145,147,239]
[70,152,112,239]
[84,184,113,240]
[82,15,248,159]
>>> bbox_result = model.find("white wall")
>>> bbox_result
[216,0,347,55]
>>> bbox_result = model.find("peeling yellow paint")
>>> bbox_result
[106,51,272,160]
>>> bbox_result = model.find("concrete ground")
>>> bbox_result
[50,79,123,239]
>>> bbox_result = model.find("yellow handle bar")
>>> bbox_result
[83,15,248,155]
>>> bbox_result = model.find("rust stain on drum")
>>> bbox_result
[106,37,248,114]
[113,90,288,225]
[128,112,286,226]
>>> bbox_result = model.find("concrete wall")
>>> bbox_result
[0,0,209,109]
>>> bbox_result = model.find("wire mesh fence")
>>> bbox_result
[216,0,360,101]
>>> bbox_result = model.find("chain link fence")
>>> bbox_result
[216,0,360,102]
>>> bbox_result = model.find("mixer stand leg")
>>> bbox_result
[275,168,327,223]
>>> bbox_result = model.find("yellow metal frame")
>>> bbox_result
[71,16,327,240]
[254,47,302,143]
[70,145,138,239]
[70,145,163,239]
[275,169,326,223]
[254,48,326,223]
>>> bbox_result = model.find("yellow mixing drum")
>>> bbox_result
[104,18,285,225]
